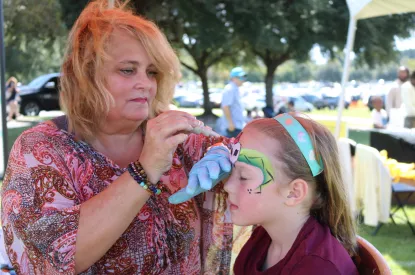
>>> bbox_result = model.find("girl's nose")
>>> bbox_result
[224,175,236,194]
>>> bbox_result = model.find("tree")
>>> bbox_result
[58,0,90,29]
[227,0,415,107]
[5,0,66,82]
[147,0,237,116]
[227,0,323,106]
[316,62,342,83]
[276,61,313,83]
[315,1,415,67]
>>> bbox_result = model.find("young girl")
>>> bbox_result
[225,113,358,274]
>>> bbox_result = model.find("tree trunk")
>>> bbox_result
[199,69,213,116]
[264,64,278,107]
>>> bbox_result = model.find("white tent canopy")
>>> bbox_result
[335,0,415,137]
[349,0,415,20]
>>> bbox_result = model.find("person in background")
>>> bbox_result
[386,66,409,117]
[246,107,261,123]
[371,96,388,129]
[401,71,415,128]
[221,67,247,137]
[5,76,21,121]
[287,100,295,113]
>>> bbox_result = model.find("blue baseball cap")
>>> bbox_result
[230,67,247,80]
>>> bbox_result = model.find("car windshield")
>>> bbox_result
[27,75,51,88]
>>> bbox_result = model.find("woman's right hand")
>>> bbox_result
[139,110,201,183]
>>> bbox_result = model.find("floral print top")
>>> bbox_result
[1,118,237,274]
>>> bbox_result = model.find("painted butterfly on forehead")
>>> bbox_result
[229,132,276,189]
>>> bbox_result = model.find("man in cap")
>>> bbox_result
[220,67,247,137]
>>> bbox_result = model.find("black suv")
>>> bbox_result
[19,73,61,116]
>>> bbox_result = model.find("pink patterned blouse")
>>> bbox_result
[1,119,235,274]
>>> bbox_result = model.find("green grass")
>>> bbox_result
[312,107,371,119]
[358,206,415,275]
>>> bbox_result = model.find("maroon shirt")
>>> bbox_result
[234,217,358,275]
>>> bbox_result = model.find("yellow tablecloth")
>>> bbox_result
[381,150,415,187]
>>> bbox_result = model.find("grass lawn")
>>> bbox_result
[312,107,371,119]
[358,206,415,275]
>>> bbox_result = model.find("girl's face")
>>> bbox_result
[103,29,158,124]
[224,128,292,226]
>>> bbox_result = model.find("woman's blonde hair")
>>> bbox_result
[247,116,357,255]
[6,77,18,87]
[60,0,181,140]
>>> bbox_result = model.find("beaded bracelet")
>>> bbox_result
[127,161,162,196]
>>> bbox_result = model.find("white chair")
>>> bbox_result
[337,138,356,215]
[354,144,392,228]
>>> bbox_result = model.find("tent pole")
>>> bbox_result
[335,16,357,138]
[108,0,115,8]
[0,0,8,177]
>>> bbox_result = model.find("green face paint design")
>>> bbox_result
[230,142,275,189]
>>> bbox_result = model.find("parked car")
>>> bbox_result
[273,95,314,114]
[19,73,61,116]
[289,96,314,112]
[207,88,223,108]
[323,96,350,110]
[241,93,266,111]
[173,88,224,108]
[173,94,203,108]
[301,94,327,110]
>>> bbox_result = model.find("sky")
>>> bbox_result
[311,35,415,65]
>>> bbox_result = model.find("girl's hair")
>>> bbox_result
[60,0,181,141]
[247,116,357,255]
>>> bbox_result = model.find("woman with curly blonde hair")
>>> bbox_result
[1,1,235,274]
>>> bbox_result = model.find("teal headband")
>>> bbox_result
[274,114,324,177]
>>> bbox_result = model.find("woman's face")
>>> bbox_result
[224,128,291,226]
[103,29,158,123]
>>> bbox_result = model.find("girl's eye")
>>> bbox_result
[120,68,135,75]
[240,177,248,181]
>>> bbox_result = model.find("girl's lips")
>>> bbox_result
[228,199,239,211]
[230,204,239,211]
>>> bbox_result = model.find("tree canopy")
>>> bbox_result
[226,0,415,106]
[5,0,66,82]
[6,0,415,104]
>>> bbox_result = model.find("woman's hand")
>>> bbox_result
[139,110,200,183]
